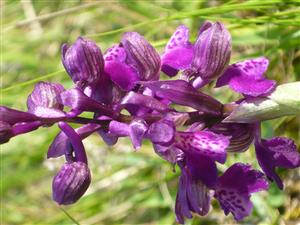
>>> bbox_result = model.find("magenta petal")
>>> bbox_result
[105,61,139,91]
[104,45,139,91]
[175,131,230,164]
[216,57,276,97]
[161,25,193,77]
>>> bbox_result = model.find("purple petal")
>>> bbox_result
[120,91,168,112]
[175,131,230,164]
[209,123,255,152]
[121,32,161,81]
[129,119,148,149]
[216,57,276,97]
[62,37,104,85]
[255,137,300,189]
[215,163,268,221]
[186,22,231,85]
[104,45,139,91]
[0,106,38,125]
[140,80,222,116]
[146,119,175,145]
[58,88,114,117]
[27,82,65,114]
[161,25,193,77]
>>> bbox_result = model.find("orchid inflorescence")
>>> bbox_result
[1,21,299,223]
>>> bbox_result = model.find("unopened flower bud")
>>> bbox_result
[62,37,104,85]
[52,162,91,205]
[121,32,161,81]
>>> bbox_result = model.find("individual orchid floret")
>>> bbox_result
[255,137,300,189]
[52,122,91,205]
[175,162,212,224]
[27,82,66,118]
[62,37,104,86]
[185,22,231,89]
[216,57,276,97]
[161,25,193,77]
[104,45,139,91]
[121,32,161,81]
[214,163,268,221]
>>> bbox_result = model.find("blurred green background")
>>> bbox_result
[1,0,300,224]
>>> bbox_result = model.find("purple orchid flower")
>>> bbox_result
[161,25,193,77]
[1,20,299,224]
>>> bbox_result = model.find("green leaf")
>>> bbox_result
[223,82,300,123]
